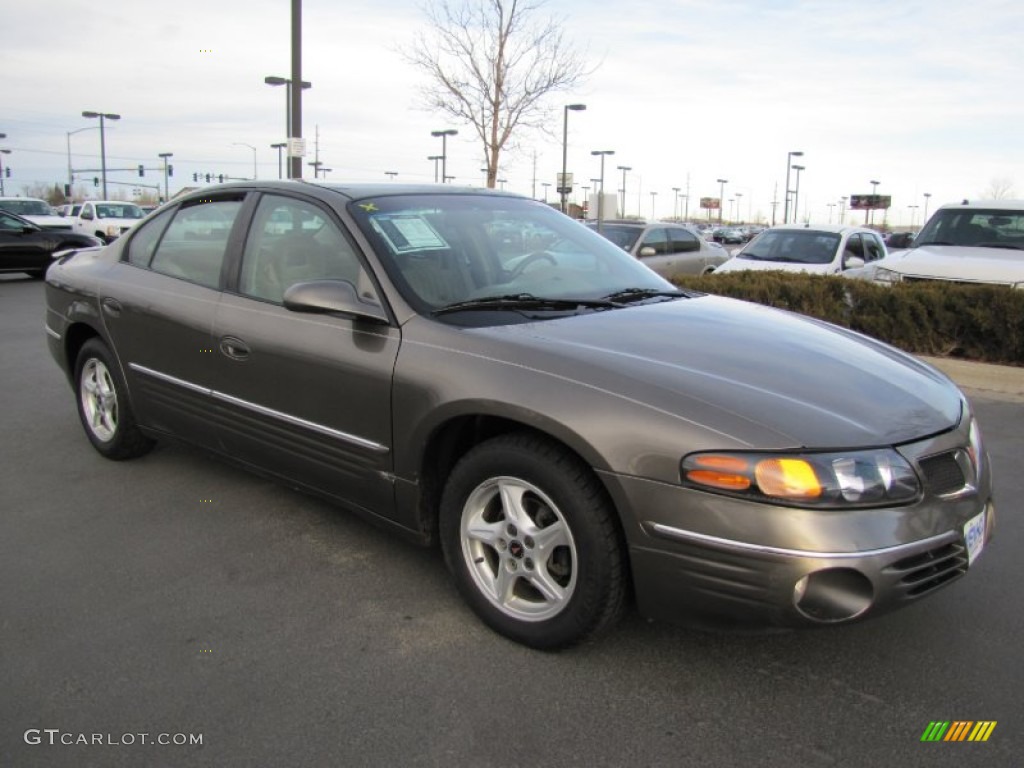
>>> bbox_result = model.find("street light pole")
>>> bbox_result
[233,142,257,180]
[158,152,173,202]
[81,110,121,199]
[650,191,658,220]
[560,104,587,213]
[66,126,101,189]
[922,192,932,224]
[716,178,728,225]
[672,187,681,220]
[385,171,398,181]
[428,155,442,183]
[783,150,803,224]
[431,129,458,183]
[265,76,312,179]
[791,165,805,223]
[868,179,880,225]
[271,143,287,179]
[0,150,10,196]
[617,165,631,217]
[840,196,848,224]
[735,192,744,224]
[591,150,615,232]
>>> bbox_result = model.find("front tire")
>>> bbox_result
[440,433,627,649]
[75,338,154,460]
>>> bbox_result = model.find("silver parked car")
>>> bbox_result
[45,182,994,649]
[586,220,729,279]
[851,199,1024,287]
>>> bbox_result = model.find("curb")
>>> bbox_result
[919,356,1024,403]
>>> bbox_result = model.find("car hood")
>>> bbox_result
[715,257,834,275]
[24,214,73,230]
[883,244,1024,285]
[468,296,961,448]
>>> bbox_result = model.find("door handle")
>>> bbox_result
[219,336,250,360]
[101,297,122,317]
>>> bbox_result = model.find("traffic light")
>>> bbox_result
[4,167,9,178]
[93,177,99,187]
[205,174,211,183]
[167,165,173,177]
[193,173,199,182]
[218,175,224,183]
[64,184,71,197]
[138,164,145,177]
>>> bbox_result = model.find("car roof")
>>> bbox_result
[173,180,524,205]
[765,224,880,236]
[937,199,1024,211]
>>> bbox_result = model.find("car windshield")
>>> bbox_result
[96,203,144,219]
[915,208,1024,249]
[584,223,642,251]
[0,199,52,216]
[739,230,841,264]
[348,195,673,322]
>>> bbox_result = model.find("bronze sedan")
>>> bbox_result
[45,182,994,649]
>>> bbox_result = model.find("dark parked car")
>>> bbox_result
[0,209,101,278]
[712,227,746,244]
[45,182,994,649]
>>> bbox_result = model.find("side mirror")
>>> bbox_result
[638,246,657,258]
[283,279,388,323]
[843,256,865,270]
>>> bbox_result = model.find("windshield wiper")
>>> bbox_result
[432,293,621,316]
[975,242,1024,250]
[600,287,692,303]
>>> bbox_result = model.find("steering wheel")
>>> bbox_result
[507,251,557,279]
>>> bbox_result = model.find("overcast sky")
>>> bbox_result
[4,0,1022,225]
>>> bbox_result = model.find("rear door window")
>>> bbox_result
[149,199,244,288]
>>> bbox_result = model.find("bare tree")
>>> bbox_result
[981,176,1015,199]
[407,0,588,188]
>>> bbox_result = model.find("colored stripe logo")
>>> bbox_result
[921,721,997,742]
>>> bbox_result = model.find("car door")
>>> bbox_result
[210,192,401,521]
[0,211,45,270]
[100,193,248,447]
[635,227,671,275]
[666,226,707,276]
[841,233,866,271]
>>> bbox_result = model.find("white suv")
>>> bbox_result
[69,200,146,243]
[862,200,1024,288]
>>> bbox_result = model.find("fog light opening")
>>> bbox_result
[794,568,874,623]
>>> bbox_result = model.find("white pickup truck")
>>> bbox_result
[68,200,146,243]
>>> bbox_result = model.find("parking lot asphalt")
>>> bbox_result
[2,274,1021,768]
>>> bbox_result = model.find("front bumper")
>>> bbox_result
[597,421,995,629]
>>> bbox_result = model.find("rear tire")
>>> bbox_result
[440,433,627,649]
[74,338,154,460]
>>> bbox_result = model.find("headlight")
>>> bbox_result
[681,449,920,508]
[105,225,120,237]
[873,267,903,284]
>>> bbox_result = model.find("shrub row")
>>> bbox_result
[672,272,1024,366]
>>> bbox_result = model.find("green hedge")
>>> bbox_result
[672,272,1024,366]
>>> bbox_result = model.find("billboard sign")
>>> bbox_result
[700,197,720,210]
[849,194,892,210]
